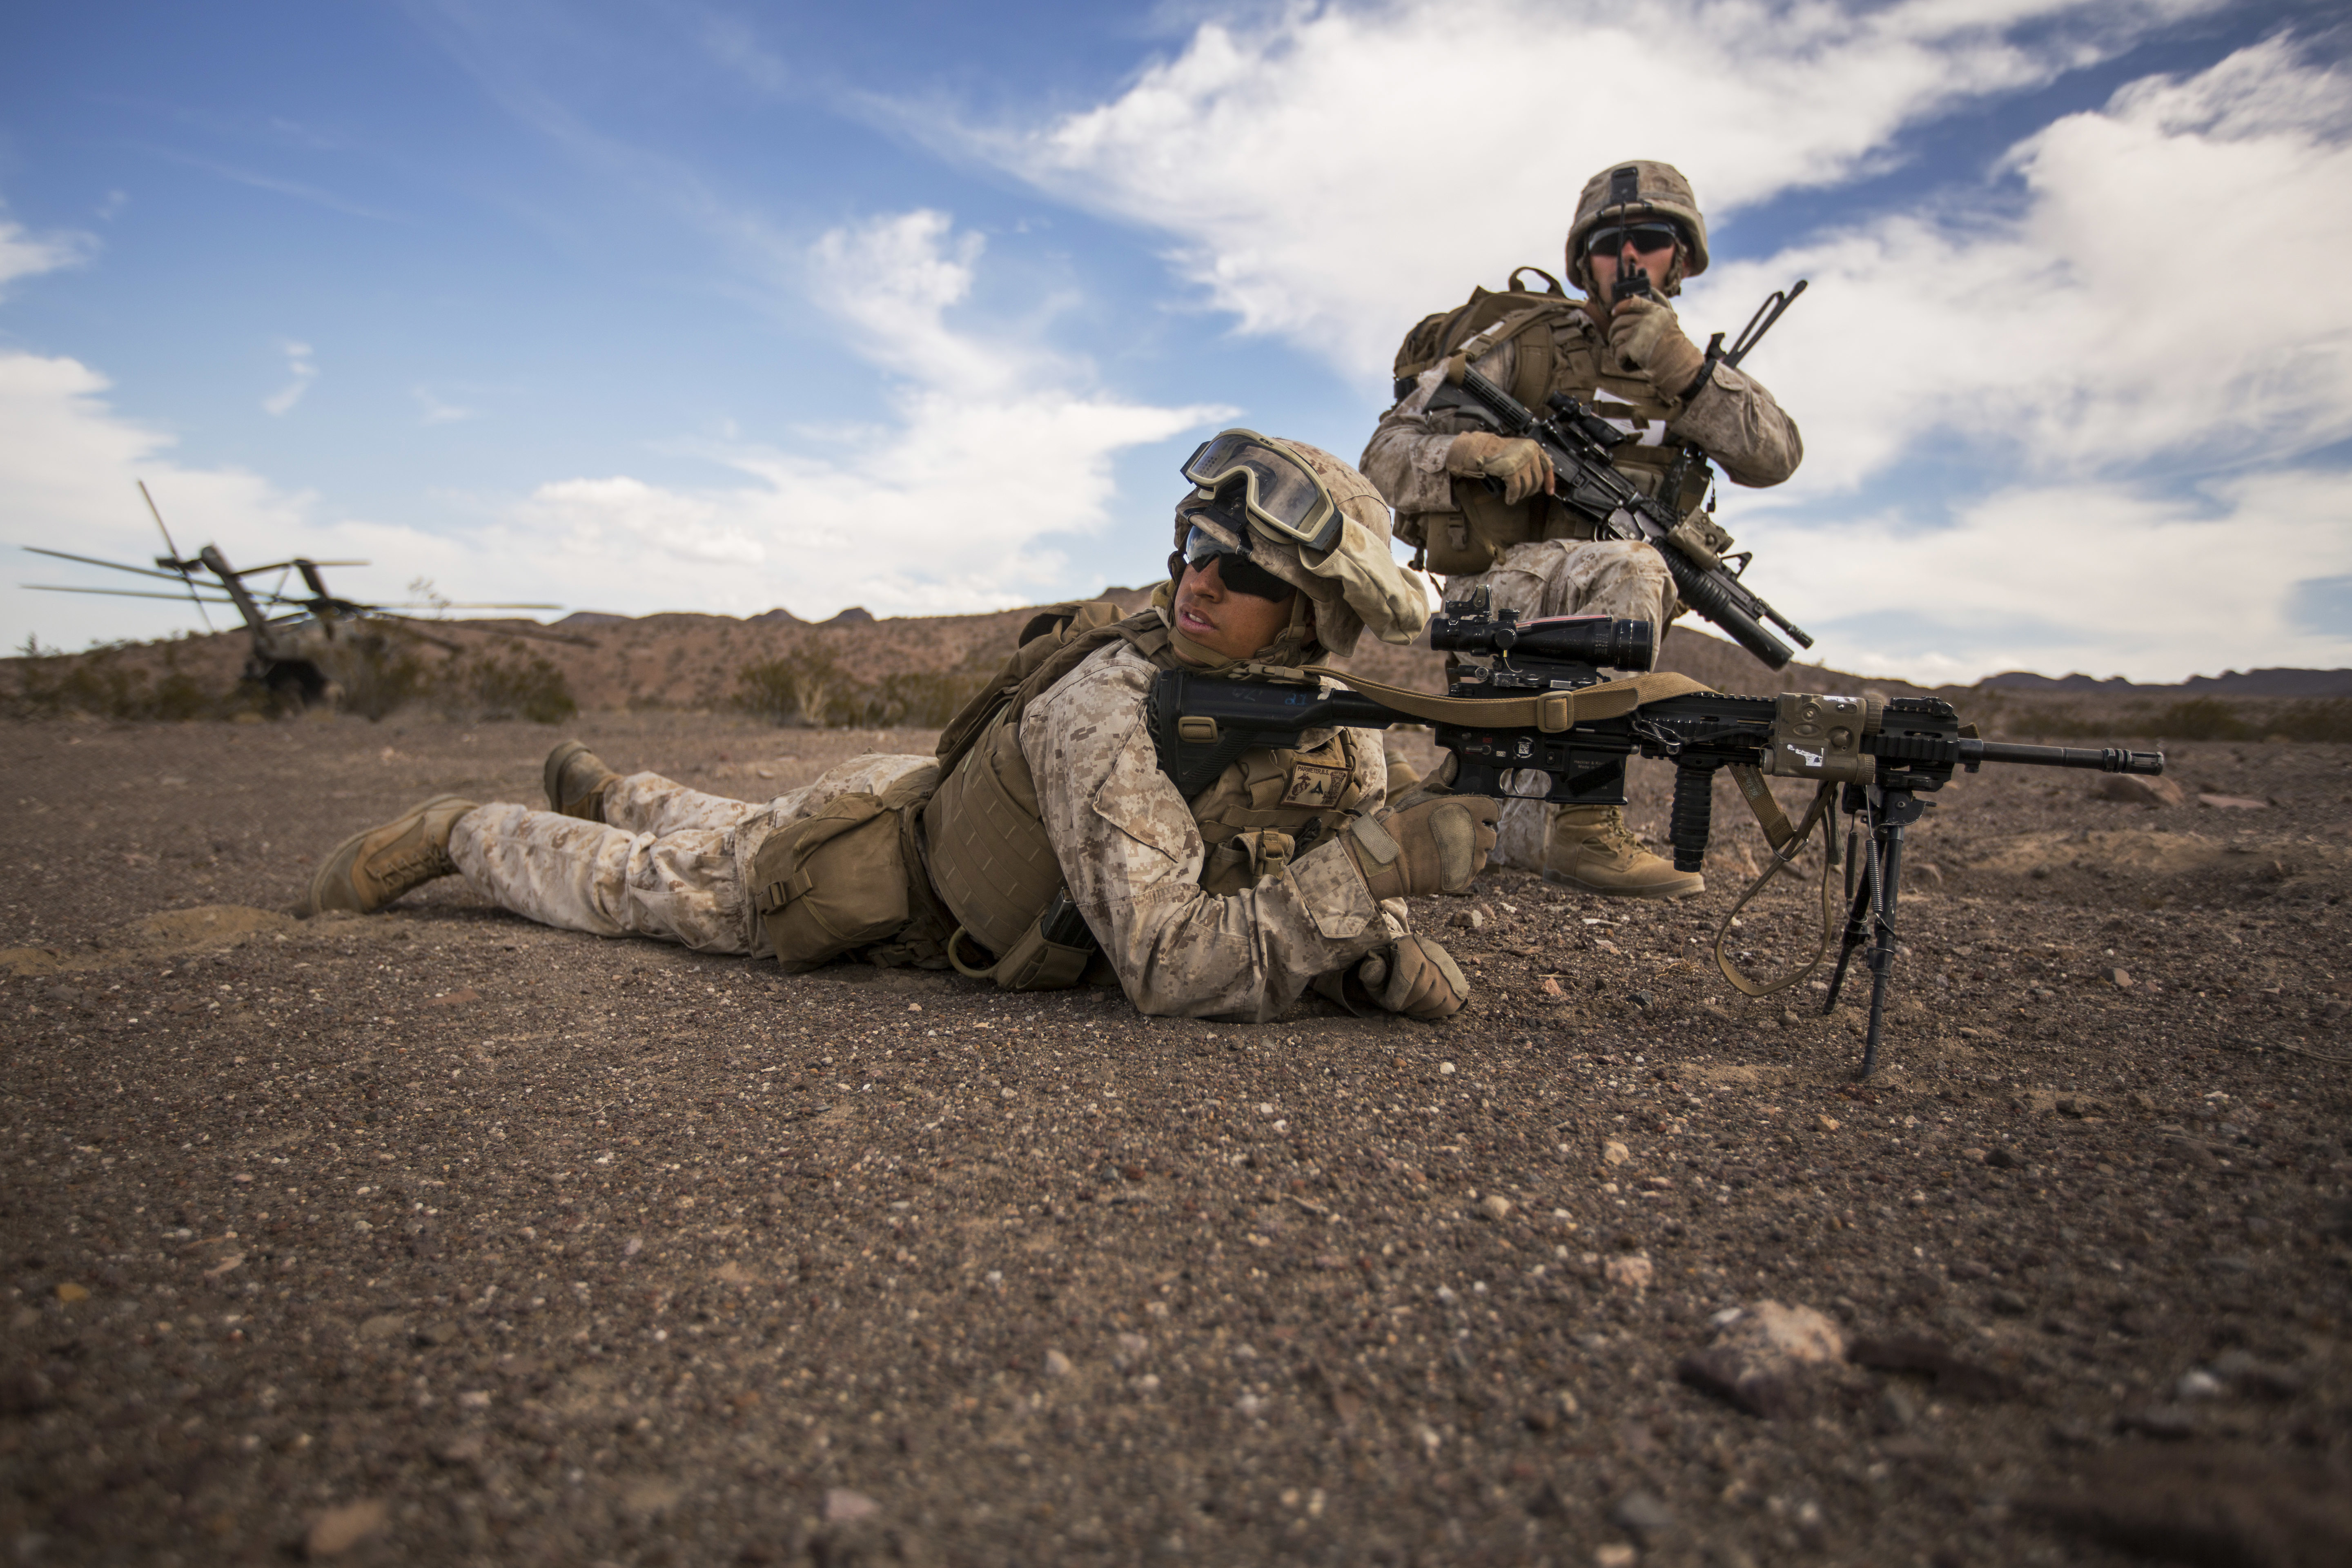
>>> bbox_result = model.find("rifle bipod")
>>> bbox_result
[1821,782,1929,1079]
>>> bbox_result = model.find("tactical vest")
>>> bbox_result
[922,604,1377,992]
[1392,270,1710,574]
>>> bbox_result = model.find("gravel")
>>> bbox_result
[2,711,2348,1565]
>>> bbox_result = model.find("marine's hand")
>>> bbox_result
[1342,795,1500,902]
[1608,296,1708,396]
[1444,432,1555,506]
[1363,935,1470,1020]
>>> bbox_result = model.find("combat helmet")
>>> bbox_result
[1169,431,1429,662]
[1567,160,1708,296]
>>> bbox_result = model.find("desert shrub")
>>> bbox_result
[431,643,577,723]
[2145,697,2254,743]
[334,634,428,722]
[2272,699,2352,744]
[735,646,991,729]
[8,637,222,721]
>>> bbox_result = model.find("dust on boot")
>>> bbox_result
[543,739,620,823]
[1543,804,1703,900]
[300,795,480,915]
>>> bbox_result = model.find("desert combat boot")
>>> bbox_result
[300,795,479,916]
[543,739,620,823]
[1543,804,1703,900]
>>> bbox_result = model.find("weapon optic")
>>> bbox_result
[1147,594,2163,1076]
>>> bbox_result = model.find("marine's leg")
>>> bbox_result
[1487,540,1698,898]
[543,740,760,836]
[449,804,752,953]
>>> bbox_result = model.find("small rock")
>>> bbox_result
[1875,1384,1920,1433]
[1602,1140,1630,1167]
[1989,1288,2031,1316]
[1595,1545,1637,1568]
[2197,793,2267,810]
[2105,967,2134,988]
[2091,774,2184,807]
[1539,977,1566,999]
[1815,1114,1841,1133]
[1043,1349,1074,1378]
[2176,1368,2225,1401]
[1604,1253,1654,1291]
[823,1489,880,1524]
[357,1313,405,1340]
[306,1499,388,1559]
[1453,909,1486,931]
[1961,1147,1989,1164]
[1477,1195,1514,1222]
[53,1282,87,1304]
[1611,1490,1675,1539]
[1629,991,1653,1008]
[1677,1300,1846,1418]
[1985,1146,2023,1170]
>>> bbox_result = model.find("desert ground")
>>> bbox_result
[3,706,2349,1566]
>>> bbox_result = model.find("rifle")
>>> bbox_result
[1425,363,1815,669]
[1147,595,2166,1078]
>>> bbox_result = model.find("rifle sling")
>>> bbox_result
[1300,666,1711,733]
[1711,782,1840,1000]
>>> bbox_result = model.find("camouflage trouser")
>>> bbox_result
[1446,539,1675,873]
[447,755,933,955]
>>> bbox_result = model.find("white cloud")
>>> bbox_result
[1782,466,2352,684]
[262,340,316,416]
[496,209,1232,619]
[413,386,476,425]
[0,208,95,298]
[984,0,2221,376]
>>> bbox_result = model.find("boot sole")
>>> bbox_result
[1541,868,1705,900]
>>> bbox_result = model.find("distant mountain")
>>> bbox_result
[817,607,877,628]
[747,608,806,626]
[1982,668,2352,697]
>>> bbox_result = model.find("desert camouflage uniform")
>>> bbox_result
[1361,305,1802,869]
[448,644,1402,1020]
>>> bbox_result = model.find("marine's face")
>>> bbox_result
[1173,557,1299,662]
[1579,223,1681,304]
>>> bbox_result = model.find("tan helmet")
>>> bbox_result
[1170,434,1429,660]
[1567,160,1708,296]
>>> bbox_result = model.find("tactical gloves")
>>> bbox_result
[1444,432,1554,506]
[1342,795,1499,902]
[1313,935,1472,1020]
[1608,297,1710,396]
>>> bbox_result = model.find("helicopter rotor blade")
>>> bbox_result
[138,480,216,633]
[22,546,213,586]
[24,584,243,604]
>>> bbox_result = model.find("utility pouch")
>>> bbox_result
[750,765,939,973]
[1420,510,1498,576]
[948,886,1097,992]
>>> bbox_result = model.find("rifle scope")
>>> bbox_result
[1430,612,1654,672]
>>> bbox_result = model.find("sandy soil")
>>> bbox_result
[3,711,2349,1567]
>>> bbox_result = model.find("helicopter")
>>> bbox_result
[20,481,584,708]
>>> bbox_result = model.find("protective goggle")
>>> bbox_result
[1584,222,1681,258]
[1181,524,1297,603]
[1180,430,1343,554]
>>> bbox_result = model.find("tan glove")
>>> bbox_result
[1312,934,1471,1020]
[1362,935,1471,1020]
[1341,795,1499,902]
[1608,296,1709,396]
[1444,431,1554,506]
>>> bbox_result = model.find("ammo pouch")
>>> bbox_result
[947,887,1098,993]
[750,764,941,973]
[1419,510,1496,577]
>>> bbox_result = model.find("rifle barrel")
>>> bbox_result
[1962,740,2164,775]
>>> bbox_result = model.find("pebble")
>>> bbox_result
[307,1499,388,1558]
[2197,793,2268,810]
[2105,967,2134,988]
[1477,1195,1514,1222]
[1602,1140,1630,1166]
[1603,1254,1654,1291]
[1985,1147,2023,1170]
[824,1489,881,1524]
[1815,1115,1841,1133]
[1595,1545,1637,1568]
[53,1283,87,1304]
[2175,1368,2224,1400]
[1540,977,1566,998]
[1044,1349,1074,1378]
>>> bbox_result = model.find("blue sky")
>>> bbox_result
[2,0,2346,682]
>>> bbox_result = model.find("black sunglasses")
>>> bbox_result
[1584,222,1681,258]
[1182,525,1296,603]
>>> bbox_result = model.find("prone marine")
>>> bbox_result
[296,435,1499,1025]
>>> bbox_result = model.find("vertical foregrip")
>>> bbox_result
[1668,762,1716,874]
